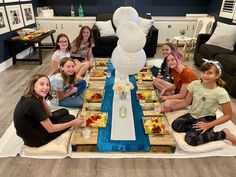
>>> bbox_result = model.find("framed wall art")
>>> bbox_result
[21,3,35,26]
[0,7,10,35]
[6,5,24,30]
[3,0,19,3]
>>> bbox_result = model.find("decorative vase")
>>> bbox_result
[180,34,185,39]
[119,91,127,100]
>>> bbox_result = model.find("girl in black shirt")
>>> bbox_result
[14,74,84,147]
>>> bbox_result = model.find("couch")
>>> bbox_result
[92,13,158,57]
[193,33,236,98]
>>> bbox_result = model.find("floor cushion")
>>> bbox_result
[20,128,73,156]
[166,109,226,153]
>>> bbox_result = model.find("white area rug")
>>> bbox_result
[1,112,236,159]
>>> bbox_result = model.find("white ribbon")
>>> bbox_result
[202,58,222,74]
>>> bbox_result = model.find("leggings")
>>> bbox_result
[172,113,226,146]
[46,108,75,143]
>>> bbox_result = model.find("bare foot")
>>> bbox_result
[223,128,236,146]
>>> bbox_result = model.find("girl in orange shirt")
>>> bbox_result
[153,51,198,108]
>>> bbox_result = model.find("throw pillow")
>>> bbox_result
[206,22,236,50]
[20,128,73,156]
[138,17,154,35]
[95,20,116,37]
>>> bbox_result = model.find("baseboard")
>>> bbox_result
[0,58,13,73]
[16,47,33,59]
[0,47,33,73]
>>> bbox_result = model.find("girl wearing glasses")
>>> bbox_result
[51,33,71,75]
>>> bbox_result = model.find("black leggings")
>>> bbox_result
[172,113,226,146]
[45,108,75,143]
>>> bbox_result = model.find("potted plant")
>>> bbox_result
[179,28,187,38]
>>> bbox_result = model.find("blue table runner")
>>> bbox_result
[97,61,150,152]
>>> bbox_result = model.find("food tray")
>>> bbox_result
[136,72,153,81]
[136,90,157,102]
[89,68,106,77]
[143,116,171,135]
[95,59,109,68]
[85,89,104,103]
[80,111,108,128]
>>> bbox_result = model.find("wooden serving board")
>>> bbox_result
[89,75,107,81]
[88,81,105,89]
[71,127,98,152]
[137,82,155,90]
[70,126,176,153]
[82,103,102,111]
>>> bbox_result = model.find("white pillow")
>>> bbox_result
[206,22,236,50]
[138,17,154,35]
[166,110,225,153]
[95,20,116,37]
[20,128,73,156]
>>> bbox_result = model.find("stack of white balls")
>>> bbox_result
[111,6,146,75]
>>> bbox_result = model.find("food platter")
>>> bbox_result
[136,72,153,81]
[95,59,108,68]
[143,116,171,135]
[85,89,104,103]
[136,90,158,102]
[90,68,106,77]
[80,111,108,128]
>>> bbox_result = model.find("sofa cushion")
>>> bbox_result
[215,54,236,76]
[95,20,116,37]
[199,44,233,59]
[97,36,118,45]
[206,22,236,50]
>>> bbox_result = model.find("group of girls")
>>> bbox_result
[13,29,236,148]
[14,26,95,147]
[152,43,236,146]
[50,26,94,108]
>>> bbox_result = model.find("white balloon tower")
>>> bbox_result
[111,7,146,75]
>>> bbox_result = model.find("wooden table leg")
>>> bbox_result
[38,42,42,65]
[175,40,179,51]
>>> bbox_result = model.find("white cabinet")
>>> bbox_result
[153,17,197,44]
[36,16,96,44]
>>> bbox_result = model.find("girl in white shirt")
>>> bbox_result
[51,34,71,75]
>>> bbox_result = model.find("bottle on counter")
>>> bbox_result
[78,4,84,17]
[71,4,75,17]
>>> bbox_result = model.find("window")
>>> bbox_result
[220,0,236,19]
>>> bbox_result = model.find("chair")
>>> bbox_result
[181,17,215,60]
[92,13,158,57]
[192,17,215,40]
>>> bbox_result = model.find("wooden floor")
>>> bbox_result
[0,48,236,177]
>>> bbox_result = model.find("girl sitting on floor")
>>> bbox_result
[162,59,236,146]
[50,57,87,108]
[70,26,95,80]
[13,74,84,147]
[50,33,71,75]
[153,51,198,108]
[149,42,175,83]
